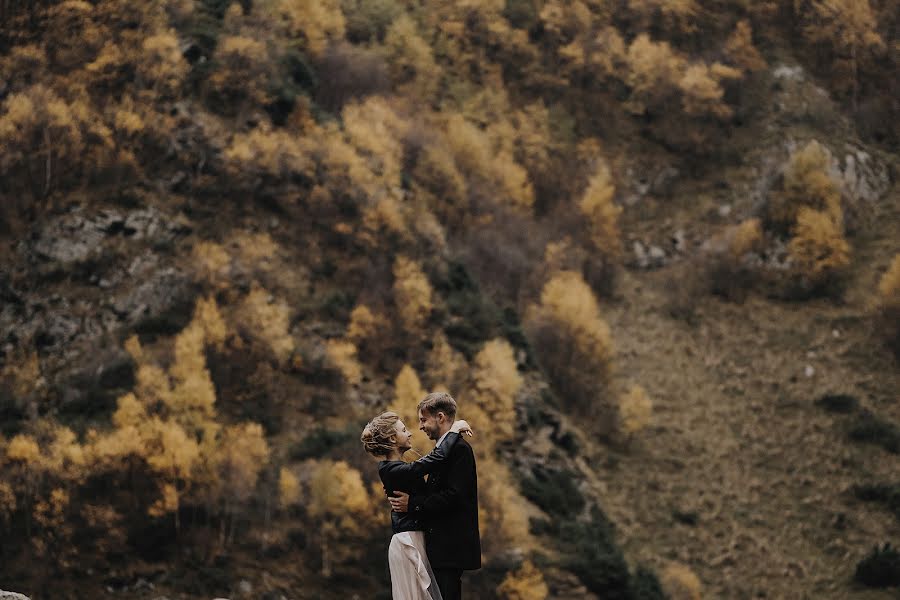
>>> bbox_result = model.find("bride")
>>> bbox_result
[361,411,472,600]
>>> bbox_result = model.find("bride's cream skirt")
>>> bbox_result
[388,531,443,600]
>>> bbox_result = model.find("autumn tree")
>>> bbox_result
[799,0,885,106]
[470,339,523,444]
[768,140,843,232]
[393,255,434,336]
[876,254,900,356]
[425,332,468,392]
[579,160,623,287]
[390,364,430,455]
[383,14,442,101]
[305,460,372,577]
[724,20,767,73]
[0,84,110,201]
[526,271,616,428]
[206,34,277,116]
[239,283,295,363]
[788,207,851,291]
[208,423,270,548]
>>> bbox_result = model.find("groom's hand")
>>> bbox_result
[388,491,410,513]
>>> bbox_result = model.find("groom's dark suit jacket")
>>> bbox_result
[408,436,481,571]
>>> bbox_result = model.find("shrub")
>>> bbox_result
[561,508,631,599]
[877,254,900,357]
[705,218,763,301]
[852,483,900,520]
[814,393,859,414]
[847,411,900,454]
[660,563,702,599]
[855,543,900,588]
[496,560,549,600]
[631,566,667,600]
[788,207,851,294]
[618,384,653,436]
[519,466,585,519]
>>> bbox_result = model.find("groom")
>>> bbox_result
[389,392,481,600]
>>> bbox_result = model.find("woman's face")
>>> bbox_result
[394,420,412,452]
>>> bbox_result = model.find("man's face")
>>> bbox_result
[418,409,442,441]
[394,420,412,452]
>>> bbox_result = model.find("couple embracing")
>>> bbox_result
[360,392,481,600]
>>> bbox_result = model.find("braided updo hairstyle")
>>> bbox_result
[360,411,400,457]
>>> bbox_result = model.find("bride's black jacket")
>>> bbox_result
[408,436,481,571]
[378,431,461,535]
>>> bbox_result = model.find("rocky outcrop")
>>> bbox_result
[0,590,31,600]
[0,204,196,412]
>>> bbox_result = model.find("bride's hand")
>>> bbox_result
[451,419,474,437]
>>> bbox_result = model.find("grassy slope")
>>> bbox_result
[591,175,899,598]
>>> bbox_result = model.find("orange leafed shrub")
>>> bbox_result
[788,207,851,286]
[618,384,653,435]
[769,140,843,231]
[496,560,549,600]
[660,563,703,600]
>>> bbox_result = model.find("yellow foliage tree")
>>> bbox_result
[579,162,622,258]
[325,339,363,385]
[800,0,885,104]
[497,560,549,600]
[224,127,315,189]
[0,84,111,199]
[137,29,189,96]
[526,271,615,423]
[471,339,523,443]
[628,0,700,36]
[393,256,433,335]
[478,456,532,554]
[210,422,270,546]
[724,20,767,73]
[306,460,372,577]
[425,332,468,391]
[240,284,295,362]
[624,34,685,116]
[342,97,407,186]
[391,364,426,427]
[383,15,442,100]
[788,207,851,286]
[206,35,275,114]
[678,63,741,120]
[769,140,843,231]
[279,467,301,509]
[261,0,345,56]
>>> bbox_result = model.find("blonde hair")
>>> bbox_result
[417,391,457,420]
[360,411,400,457]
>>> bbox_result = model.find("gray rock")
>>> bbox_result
[0,591,31,600]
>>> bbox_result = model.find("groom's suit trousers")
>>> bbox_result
[433,568,462,600]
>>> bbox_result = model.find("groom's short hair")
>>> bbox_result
[417,392,457,420]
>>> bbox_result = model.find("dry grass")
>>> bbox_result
[585,182,900,598]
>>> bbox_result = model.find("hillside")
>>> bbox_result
[1,0,899,598]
